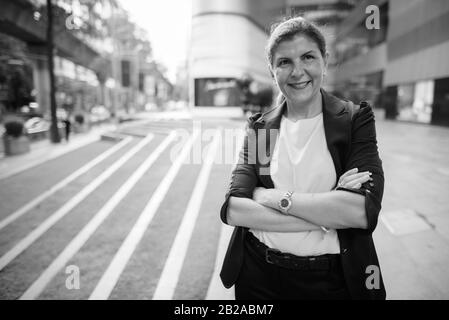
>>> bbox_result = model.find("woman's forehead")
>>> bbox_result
[274,35,320,57]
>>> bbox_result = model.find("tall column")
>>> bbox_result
[29,45,50,116]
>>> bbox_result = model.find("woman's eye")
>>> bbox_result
[277,59,289,66]
[304,55,315,61]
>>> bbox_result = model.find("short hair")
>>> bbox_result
[266,16,327,68]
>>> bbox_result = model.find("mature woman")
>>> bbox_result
[219,16,385,300]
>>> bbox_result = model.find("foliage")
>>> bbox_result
[3,116,25,137]
[74,114,84,124]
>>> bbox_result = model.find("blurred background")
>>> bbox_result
[0,0,448,300]
[1,0,448,129]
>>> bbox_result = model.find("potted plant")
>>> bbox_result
[73,113,86,133]
[2,116,30,156]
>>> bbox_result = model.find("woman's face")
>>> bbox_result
[271,34,328,108]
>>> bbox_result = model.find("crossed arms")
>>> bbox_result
[222,104,384,234]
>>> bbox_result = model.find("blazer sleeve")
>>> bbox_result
[336,103,384,233]
[220,115,260,225]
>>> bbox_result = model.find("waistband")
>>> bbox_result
[246,231,341,271]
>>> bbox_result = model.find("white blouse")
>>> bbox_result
[250,113,341,256]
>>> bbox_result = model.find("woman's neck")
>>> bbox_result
[285,92,323,121]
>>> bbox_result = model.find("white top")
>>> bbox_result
[250,113,341,256]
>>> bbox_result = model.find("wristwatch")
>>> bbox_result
[278,191,294,214]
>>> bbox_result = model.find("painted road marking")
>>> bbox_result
[89,130,200,300]
[436,167,449,176]
[380,209,432,236]
[0,134,154,272]
[0,126,117,181]
[0,137,133,231]
[205,129,244,300]
[20,132,176,300]
[153,129,220,299]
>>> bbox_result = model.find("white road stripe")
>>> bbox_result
[380,215,396,235]
[205,223,235,300]
[0,134,154,272]
[233,129,245,168]
[20,132,176,300]
[205,129,244,300]
[89,130,200,300]
[0,137,133,231]
[153,129,221,300]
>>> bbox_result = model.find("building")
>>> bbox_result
[189,0,355,107]
[0,0,174,126]
[189,0,449,126]
[189,0,283,107]
[334,0,449,126]
[0,0,107,119]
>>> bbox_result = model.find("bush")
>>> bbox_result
[74,114,84,125]
[3,117,25,138]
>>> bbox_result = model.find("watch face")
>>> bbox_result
[280,199,289,208]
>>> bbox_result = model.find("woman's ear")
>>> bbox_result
[324,51,329,71]
[268,64,275,79]
[322,51,329,78]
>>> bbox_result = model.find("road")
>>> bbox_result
[0,113,243,300]
[1,108,449,300]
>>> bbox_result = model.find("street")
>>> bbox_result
[0,111,243,299]
[0,109,449,299]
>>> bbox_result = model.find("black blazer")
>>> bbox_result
[220,89,386,300]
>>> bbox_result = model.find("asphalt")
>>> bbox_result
[1,108,448,300]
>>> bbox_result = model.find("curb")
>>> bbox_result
[0,124,118,181]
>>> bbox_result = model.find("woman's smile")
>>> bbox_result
[288,80,312,90]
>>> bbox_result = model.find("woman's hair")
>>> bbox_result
[266,16,327,68]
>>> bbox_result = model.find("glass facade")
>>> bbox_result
[381,77,449,126]
[335,2,389,65]
[396,81,436,124]
[194,78,241,107]
[431,77,449,126]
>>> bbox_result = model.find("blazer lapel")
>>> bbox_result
[254,100,285,188]
[321,89,351,181]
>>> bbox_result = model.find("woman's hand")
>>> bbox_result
[252,187,269,206]
[253,187,285,210]
[337,168,372,189]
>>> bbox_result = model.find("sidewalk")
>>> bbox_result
[0,122,118,180]
[0,113,160,180]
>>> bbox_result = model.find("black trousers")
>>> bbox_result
[235,232,351,300]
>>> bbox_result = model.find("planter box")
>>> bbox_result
[73,123,87,133]
[3,135,30,156]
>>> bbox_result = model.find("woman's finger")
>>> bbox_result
[342,172,371,184]
[344,175,372,188]
[339,168,358,180]
[338,172,370,187]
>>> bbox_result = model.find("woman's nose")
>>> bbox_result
[290,61,304,78]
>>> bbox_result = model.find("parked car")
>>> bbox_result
[24,117,50,135]
[89,105,111,123]
[24,117,50,140]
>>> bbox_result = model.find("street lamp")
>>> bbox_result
[47,0,60,143]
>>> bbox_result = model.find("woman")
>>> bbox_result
[220,16,385,300]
